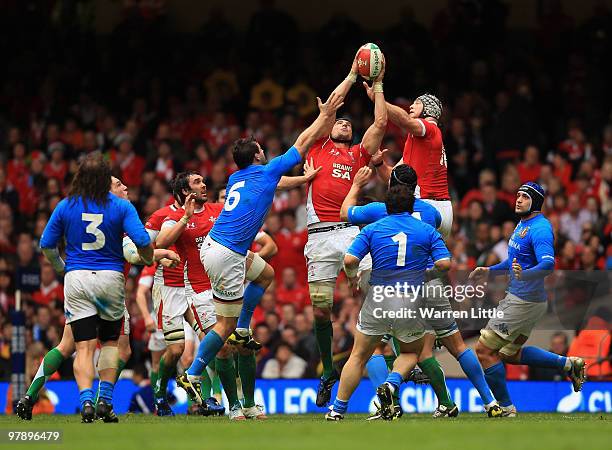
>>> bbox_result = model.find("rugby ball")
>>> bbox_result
[356,43,383,80]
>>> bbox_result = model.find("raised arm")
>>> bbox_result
[340,167,372,221]
[293,92,344,156]
[277,158,321,190]
[156,194,194,249]
[363,85,425,136]
[361,58,388,155]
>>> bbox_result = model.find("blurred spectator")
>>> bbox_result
[560,194,592,243]
[32,264,63,306]
[261,341,307,379]
[15,233,40,294]
[275,267,309,312]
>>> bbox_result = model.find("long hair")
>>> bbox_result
[68,151,111,208]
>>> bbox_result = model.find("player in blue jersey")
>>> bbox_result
[470,182,587,417]
[38,153,153,423]
[342,164,502,419]
[325,184,450,420]
[175,92,345,403]
[16,176,178,421]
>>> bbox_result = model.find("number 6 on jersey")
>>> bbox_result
[224,181,245,212]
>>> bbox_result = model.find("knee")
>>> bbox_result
[313,306,331,322]
[217,344,234,358]
[475,340,496,365]
[255,264,274,289]
[168,343,185,359]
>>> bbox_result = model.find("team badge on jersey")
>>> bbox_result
[519,227,529,238]
[329,148,340,157]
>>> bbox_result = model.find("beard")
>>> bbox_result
[330,133,352,145]
[516,208,531,217]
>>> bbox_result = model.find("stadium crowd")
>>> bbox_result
[0,0,611,389]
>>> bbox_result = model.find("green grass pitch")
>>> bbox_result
[1,413,610,450]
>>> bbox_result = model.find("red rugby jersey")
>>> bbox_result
[163,203,223,294]
[402,119,449,199]
[145,204,185,287]
[305,138,372,225]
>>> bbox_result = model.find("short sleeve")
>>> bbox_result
[415,119,437,138]
[264,146,301,179]
[359,144,372,165]
[347,202,387,224]
[346,227,371,260]
[429,228,451,263]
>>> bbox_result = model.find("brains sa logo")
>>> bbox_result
[519,227,530,238]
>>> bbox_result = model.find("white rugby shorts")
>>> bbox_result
[64,270,125,323]
[200,235,246,301]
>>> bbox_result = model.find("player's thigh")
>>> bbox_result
[305,226,359,282]
[189,289,217,333]
[423,199,453,239]
[423,279,459,339]
[201,235,246,301]
[152,283,188,344]
[245,251,267,282]
[120,308,130,336]
[356,288,393,339]
[482,293,547,354]
[91,270,127,322]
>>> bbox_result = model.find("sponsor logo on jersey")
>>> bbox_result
[519,226,529,238]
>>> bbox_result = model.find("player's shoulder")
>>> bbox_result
[164,207,185,222]
[108,192,131,209]
[532,214,554,235]
[205,202,224,214]
[309,137,328,151]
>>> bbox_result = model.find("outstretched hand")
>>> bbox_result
[317,92,344,117]
[304,158,322,181]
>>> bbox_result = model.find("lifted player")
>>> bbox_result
[175,92,344,403]
[304,51,388,407]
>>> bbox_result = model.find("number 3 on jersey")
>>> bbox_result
[225,181,245,212]
[82,213,105,250]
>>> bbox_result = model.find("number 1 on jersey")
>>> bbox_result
[391,232,407,266]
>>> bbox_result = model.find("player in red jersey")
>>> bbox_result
[304,52,388,406]
[144,188,197,415]
[156,172,257,419]
[363,86,452,238]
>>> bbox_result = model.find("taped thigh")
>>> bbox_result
[479,328,511,351]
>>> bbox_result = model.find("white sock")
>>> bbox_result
[564,358,572,371]
[236,327,249,337]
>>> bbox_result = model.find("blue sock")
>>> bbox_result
[187,330,224,376]
[98,381,114,402]
[237,283,266,330]
[79,388,94,408]
[385,371,403,391]
[332,398,349,414]
[366,355,389,389]
[457,348,495,405]
[484,362,512,407]
[520,346,568,369]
